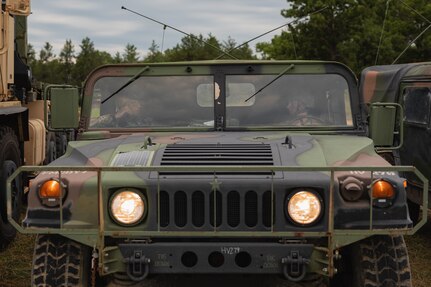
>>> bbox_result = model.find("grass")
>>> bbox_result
[405,211,431,287]
[1,215,431,287]
[0,233,34,287]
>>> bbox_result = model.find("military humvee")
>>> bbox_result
[7,61,428,286]
[361,62,431,221]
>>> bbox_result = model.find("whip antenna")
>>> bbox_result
[392,24,431,64]
[375,0,391,65]
[391,0,431,64]
[213,6,328,60]
[121,6,238,60]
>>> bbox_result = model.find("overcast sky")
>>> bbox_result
[28,0,288,58]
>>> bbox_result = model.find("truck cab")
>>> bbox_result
[361,62,431,220]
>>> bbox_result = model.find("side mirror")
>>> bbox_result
[45,85,80,130]
[369,102,403,149]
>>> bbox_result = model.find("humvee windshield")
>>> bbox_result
[89,73,353,129]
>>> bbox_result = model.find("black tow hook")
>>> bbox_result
[281,251,310,282]
[124,251,151,281]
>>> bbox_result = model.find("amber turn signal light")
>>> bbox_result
[39,180,62,198]
[371,180,394,199]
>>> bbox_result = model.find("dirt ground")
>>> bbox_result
[1,214,430,287]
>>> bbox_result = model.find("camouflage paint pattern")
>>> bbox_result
[360,62,431,204]
[360,62,431,104]
[10,61,427,279]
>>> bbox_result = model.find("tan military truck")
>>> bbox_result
[0,0,72,250]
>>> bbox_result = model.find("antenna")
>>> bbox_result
[213,6,328,60]
[392,24,431,64]
[375,0,391,65]
[376,0,431,65]
[391,0,431,64]
[121,6,238,60]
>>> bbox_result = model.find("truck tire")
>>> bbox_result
[56,133,68,157]
[32,235,91,287]
[334,235,412,287]
[407,199,420,224]
[44,133,57,164]
[0,126,22,250]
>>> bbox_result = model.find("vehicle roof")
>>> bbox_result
[360,62,431,103]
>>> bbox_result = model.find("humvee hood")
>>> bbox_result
[51,132,388,168]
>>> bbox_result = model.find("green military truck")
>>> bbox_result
[361,62,431,221]
[7,61,428,286]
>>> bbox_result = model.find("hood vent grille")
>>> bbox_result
[159,144,273,175]
[161,144,273,166]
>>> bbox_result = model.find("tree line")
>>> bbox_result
[29,0,431,86]
[257,0,431,73]
[28,35,254,86]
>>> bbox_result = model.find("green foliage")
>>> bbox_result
[72,37,113,85]
[122,43,140,63]
[220,37,255,60]
[59,39,75,83]
[257,0,431,74]
[30,34,254,87]
[27,43,36,64]
[143,40,165,63]
[39,42,54,63]
[143,34,254,62]
[163,34,222,61]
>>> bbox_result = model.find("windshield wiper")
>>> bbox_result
[101,65,150,104]
[244,64,295,102]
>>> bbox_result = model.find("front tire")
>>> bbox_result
[31,235,91,287]
[0,126,22,250]
[334,235,412,287]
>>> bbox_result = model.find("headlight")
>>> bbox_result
[110,190,146,225]
[287,190,322,225]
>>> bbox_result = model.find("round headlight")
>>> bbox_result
[287,191,322,225]
[110,190,145,225]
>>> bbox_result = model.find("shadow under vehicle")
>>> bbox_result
[361,62,431,222]
[7,60,428,286]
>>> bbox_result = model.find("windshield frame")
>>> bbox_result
[81,61,363,133]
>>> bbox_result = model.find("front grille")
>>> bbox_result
[174,191,187,227]
[192,191,205,227]
[245,191,258,227]
[158,189,273,230]
[227,191,240,227]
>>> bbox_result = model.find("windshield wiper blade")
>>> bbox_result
[244,64,295,102]
[101,66,150,104]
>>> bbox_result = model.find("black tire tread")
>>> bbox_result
[31,235,90,287]
[55,133,68,158]
[356,235,412,287]
[0,125,22,250]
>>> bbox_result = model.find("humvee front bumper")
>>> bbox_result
[116,242,313,281]
[7,165,429,278]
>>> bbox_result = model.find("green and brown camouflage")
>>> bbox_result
[360,62,431,209]
[7,60,429,284]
